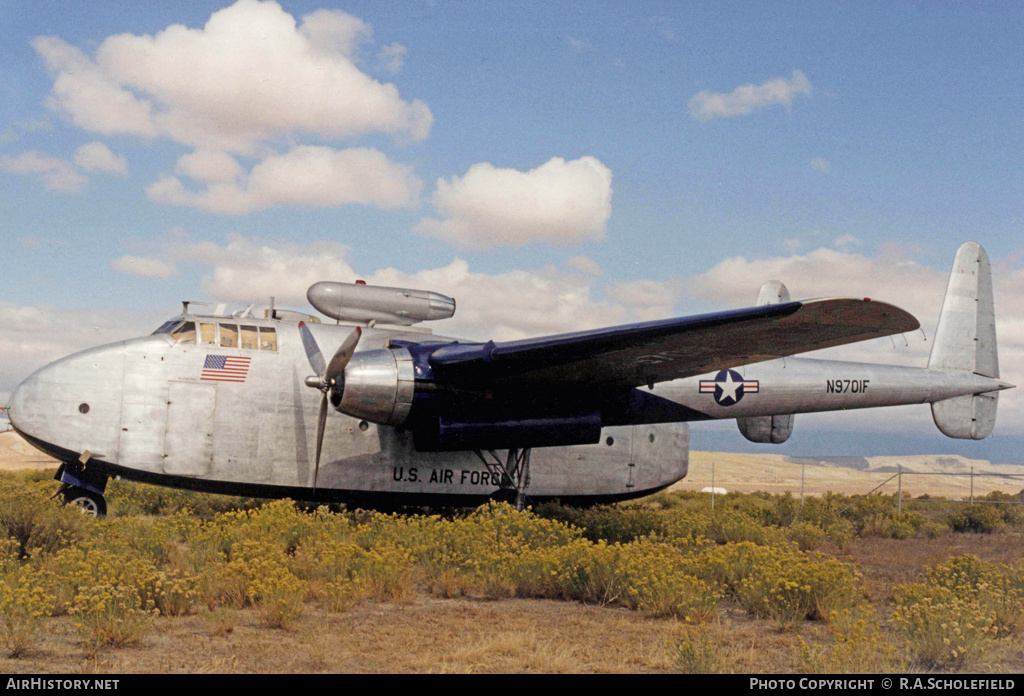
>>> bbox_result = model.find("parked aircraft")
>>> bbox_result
[5,242,1012,515]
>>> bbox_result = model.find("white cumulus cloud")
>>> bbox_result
[110,255,177,279]
[33,0,432,154]
[415,156,613,249]
[147,145,422,214]
[0,151,87,191]
[73,141,127,174]
[688,70,812,122]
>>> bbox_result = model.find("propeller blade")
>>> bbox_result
[325,327,362,385]
[300,324,362,490]
[299,321,326,379]
[314,391,328,488]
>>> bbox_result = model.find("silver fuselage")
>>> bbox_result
[5,316,1002,506]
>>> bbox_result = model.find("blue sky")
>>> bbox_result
[2,1,1022,462]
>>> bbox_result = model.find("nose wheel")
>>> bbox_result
[59,485,107,518]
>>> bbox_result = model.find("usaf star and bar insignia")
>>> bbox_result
[699,369,759,406]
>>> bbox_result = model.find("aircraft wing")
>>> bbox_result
[426,298,919,389]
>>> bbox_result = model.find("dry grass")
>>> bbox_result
[0,597,679,674]
[0,529,1020,674]
[1,438,1023,674]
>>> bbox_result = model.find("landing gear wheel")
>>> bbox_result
[62,486,107,518]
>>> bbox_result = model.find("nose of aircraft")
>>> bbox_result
[7,344,126,463]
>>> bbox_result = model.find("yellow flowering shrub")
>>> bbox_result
[668,623,726,674]
[736,550,859,626]
[0,569,57,657]
[921,555,1024,636]
[70,583,157,653]
[795,605,907,673]
[892,583,999,670]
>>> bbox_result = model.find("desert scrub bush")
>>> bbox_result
[352,544,416,603]
[211,499,327,556]
[509,537,723,620]
[696,544,859,626]
[974,492,1024,526]
[681,541,781,592]
[204,538,305,611]
[85,514,198,569]
[104,478,262,518]
[918,555,1024,637]
[723,491,800,528]
[0,477,85,559]
[947,504,1005,534]
[706,508,789,546]
[402,503,581,588]
[246,561,307,628]
[785,521,828,551]
[137,568,200,617]
[70,583,158,654]
[668,623,727,674]
[0,569,57,657]
[533,502,666,543]
[27,547,168,616]
[891,582,999,670]
[617,540,723,620]
[795,604,907,673]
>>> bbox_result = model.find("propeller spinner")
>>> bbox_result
[299,321,361,487]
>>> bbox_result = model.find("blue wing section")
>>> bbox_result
[426,298,918,389]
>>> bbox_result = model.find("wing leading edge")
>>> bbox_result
[427,298,919,389]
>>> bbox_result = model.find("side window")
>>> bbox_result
[219,324,238,348]
[259,326,278,351]
[240,325,259,350]
[171,321,196,344]
[199,323,217,346]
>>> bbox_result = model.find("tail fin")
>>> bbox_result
[928,242,1000,439]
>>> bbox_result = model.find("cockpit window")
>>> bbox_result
[154,318,277,351]
[153,319,183,335]
[170,321,196,344]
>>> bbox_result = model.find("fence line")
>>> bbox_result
[697,460,1024,512]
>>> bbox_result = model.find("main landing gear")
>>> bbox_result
[59,484,107,517]
[475,447,532,510]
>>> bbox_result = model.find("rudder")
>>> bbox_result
[928,242,1000,439]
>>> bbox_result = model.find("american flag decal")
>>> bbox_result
[201,355,251,383]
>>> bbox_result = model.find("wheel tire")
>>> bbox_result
[63,487,107,518]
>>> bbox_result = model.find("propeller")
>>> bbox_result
[299,321,361,488]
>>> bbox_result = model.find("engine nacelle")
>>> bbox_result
[333,347,415,425]
[737,414,794,444]
[309,281,455,326]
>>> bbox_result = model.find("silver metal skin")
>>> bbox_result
[336,347,416,425]
[307,281,455,325]
[6,319,689,503]
[660,358,1010,420]
[4,242,1013,508]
